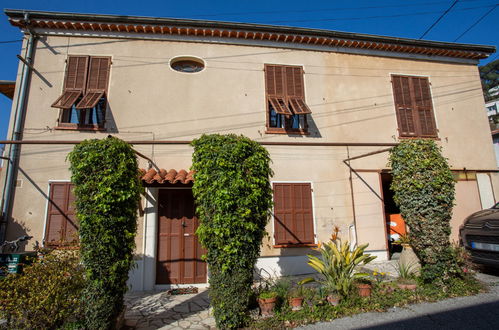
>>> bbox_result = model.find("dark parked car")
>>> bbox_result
[460,203,499,267]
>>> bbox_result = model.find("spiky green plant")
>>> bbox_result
[300,240,376,298]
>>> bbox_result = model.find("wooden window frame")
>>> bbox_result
[391,74,438,138]
[53,55,111,130]
[44,182,79,248]
[265,64,311,135]
[272,182,316,247]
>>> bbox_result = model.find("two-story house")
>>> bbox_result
[1,9,497,290]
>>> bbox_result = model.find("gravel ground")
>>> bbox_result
[298,269,499,330]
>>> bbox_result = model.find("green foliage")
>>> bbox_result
[393,261,417,280]
[68,137,141,329]
[389,139,462,285]
[301,240,376,298]
[191,134,273,329]
[250,276,483,329]
[0,249,85,329]
[479,59,499,101]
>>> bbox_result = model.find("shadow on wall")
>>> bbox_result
[3,219,34,252]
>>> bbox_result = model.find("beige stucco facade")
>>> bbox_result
[1,15,497,288]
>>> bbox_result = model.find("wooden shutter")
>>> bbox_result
[285,66,312,115]
[265,64,292,115]
[392,75,417,137]
[273,183,314,245]
[412,77,437,137]
[52,56,89,109]
[45,182,78,246]
[76,57,111,109]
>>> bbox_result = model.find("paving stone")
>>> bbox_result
[178,320,191,328]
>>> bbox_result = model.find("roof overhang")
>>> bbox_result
[5,9,496,61]
[0,80,15,99]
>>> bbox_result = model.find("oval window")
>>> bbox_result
[170,57,205,73]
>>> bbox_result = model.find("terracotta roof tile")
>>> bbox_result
[140,168,194,184]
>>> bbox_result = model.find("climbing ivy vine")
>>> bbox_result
[191,134,273,329]
[68,137,141,329]
[389,139,462,285]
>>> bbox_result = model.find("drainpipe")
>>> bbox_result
[0,13,36,243]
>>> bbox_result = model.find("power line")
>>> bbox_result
[0,40,22,44]
[190,1,459,18]
[263,4,493,24]
[419,0,460,39]
[454,4,498,41]
[185,0,486,18]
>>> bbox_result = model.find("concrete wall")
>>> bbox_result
[1,32,497,282]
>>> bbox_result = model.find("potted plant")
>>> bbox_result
[355,278,373,297]
[288,285,305,311]
[325,288,341,306]
[258,291,278,316]
[393,260,417,291]
[299,229,376,300]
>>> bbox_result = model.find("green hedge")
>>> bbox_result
[68,137,141,329]
[389,139,462,285]
[191,134,273,329]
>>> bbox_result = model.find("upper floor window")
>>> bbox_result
[52,55,111,129]
[391,75,438,138]
[265,64,312,134]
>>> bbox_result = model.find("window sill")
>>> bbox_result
[55,125,106,131]
[265,128,309,136]
[398,136,440,140]
[273,243,317,248]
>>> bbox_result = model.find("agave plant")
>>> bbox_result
[300,240,376,298]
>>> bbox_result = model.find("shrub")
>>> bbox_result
[0,249,85,329]
[389,139,462,285]
[301,238,376,298]
[191,134,273,329]
[68,137,141,329]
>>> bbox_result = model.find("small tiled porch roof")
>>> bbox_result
[140,168,194,184]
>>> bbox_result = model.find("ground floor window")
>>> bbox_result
[273,182,315,246]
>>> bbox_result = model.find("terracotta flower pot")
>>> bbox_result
[258,297,277,316]
[356,283,372,297]
[397,283,417,291]
[289,297,304,311]
[326,294,340,306]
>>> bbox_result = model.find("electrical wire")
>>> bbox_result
[262,4,494,24]
[0,39,22,44]
[419,0,460,39]
[454,4,498,41]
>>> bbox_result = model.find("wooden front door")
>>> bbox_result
[156,189,206,284]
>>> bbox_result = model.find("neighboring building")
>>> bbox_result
[1,10,497,290]
[486,97,499,167]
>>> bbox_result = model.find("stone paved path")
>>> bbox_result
[124,289,216,329]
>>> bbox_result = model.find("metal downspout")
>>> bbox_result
[0,14,36,243]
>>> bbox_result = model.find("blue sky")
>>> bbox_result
[1,0,498,149]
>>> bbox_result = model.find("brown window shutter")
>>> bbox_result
[64,56,90,91]
[52,56,89,109]
[75,91,105,109]
[285,66,304,98]
[392,76,417,137]
[86,57,111,91]
[76,57,111,109]
[273,183,314,245]
[45,182,78,246]
[289,98,312,114]
[412,77,437,137]
[265,64,285,97]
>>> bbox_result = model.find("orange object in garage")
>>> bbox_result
[387,214,407,241]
